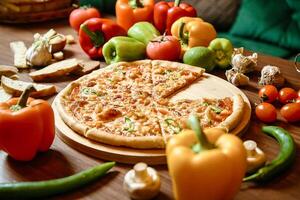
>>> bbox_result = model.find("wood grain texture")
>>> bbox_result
[0,19,300,200]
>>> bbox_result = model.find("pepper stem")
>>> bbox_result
[18,85,36,108]
[10,85,37,112]
[174,0,181,7]
[179,22,189,46]
[187,114,213,153]
[81,24,105,48]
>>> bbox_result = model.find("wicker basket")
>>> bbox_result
[0,0,76,23]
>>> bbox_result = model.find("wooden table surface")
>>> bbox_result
[0,19,300,200]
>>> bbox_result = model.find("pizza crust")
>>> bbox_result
[151,60,205,74]
[55,92,89,136]
[218,94,245,132]
[86,129,165,149]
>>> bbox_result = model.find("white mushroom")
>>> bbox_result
[244,140,266,173]
[123,162,161,200]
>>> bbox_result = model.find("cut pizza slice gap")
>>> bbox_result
[151,60,205,100]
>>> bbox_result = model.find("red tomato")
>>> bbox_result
[69,7,101,32]
[255,102,277,123]
[280,103,300,122]
[279,88,298,104]
[258,85,278,103]
[146,36,181,61]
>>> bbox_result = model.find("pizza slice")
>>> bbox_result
[85,102,165,149]
[151,60,205,99]
[155,95,244,142]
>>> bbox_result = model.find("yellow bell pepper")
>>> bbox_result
[166,115,247,200]
[171,17,217,55]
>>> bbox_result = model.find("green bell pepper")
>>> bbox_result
[127,22,160,45]
[79,0,117,14]
[103,36,146,64]
[208,38,233,69]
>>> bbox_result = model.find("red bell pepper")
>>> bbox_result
[154,0,197,35]
[0,85,55,161]
[79,18,127,60]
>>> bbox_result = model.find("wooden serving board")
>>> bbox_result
[52,72,251,165]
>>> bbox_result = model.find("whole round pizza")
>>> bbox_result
[56,60,245,149]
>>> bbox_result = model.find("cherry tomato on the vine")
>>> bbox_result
[255,102,277,123]
[279,88,298,104]
[258,85,278,103]
[280,102,300,122]
[69,7,101,32]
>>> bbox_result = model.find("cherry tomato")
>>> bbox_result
[69,7,101,32]
[298,90,300,98]
[255,102,277,123]
[280,103,300,122]
[146,36,181,61]
[258,85,278,103]
[279,87,298,104]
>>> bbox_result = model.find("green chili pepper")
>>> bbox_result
[103,36,146,64]
[208,38,233,69]
[243,126,296,183]
[128,22,160,45]
[0,162,115,199]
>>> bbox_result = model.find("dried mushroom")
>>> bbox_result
[225,69,249,87]
[259,65,285,87]
[231,47,258,74]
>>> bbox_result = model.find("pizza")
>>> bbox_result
[56,60,245,149]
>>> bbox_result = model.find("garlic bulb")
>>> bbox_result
[231,47,257,74]
[26,39,52,67]
[123,162,161,200]
[225,69,249,87]
[259,65,285,87]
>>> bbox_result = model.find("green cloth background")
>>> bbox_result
[221,0,300,58]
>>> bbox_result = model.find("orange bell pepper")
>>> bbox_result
[166,115,247,200]
[171,17,217,54]
[116,0,154,31]
[0,85,55,161]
